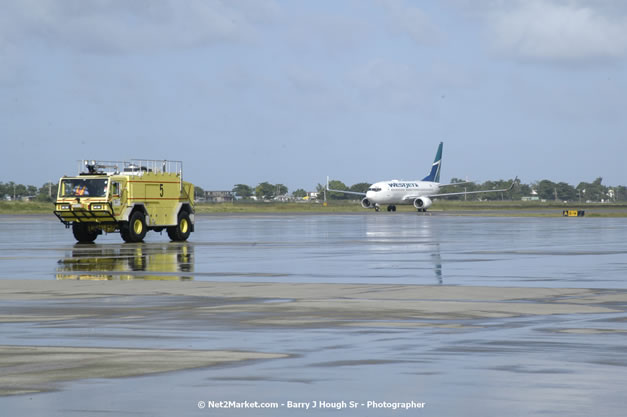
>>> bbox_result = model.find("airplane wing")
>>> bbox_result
[401,194,425,201]
[426,177,518,198]
[326,177,367,196]
[437,180,472,187]
[327,189,367,196]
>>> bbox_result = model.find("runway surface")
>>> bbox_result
[1,214,626,416]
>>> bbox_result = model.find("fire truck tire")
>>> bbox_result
[167,211,191,241]
[121,211,147,243]
[72,222,98,243]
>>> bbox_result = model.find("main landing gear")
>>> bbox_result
[373,205,427,213]
[375,205,397,212]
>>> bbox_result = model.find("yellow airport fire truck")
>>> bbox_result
[54,160,195,243]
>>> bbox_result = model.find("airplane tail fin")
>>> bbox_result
[422,142,443,182]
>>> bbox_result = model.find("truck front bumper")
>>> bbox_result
[54,202,117,226]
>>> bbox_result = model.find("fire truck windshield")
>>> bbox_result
[60,178,109,198]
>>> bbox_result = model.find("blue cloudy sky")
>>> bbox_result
[1,0,626,191]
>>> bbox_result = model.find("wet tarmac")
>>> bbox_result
[1,214,627,416]
[2,213,627,288]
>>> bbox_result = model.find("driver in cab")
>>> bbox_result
[73,183,89,196]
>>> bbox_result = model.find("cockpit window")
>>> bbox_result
[368,187,382,192]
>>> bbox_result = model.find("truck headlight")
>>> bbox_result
[59,204,70,210]
[91,204,103,210]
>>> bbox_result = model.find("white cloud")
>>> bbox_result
[351,59,415,90]
[348,59,431,111]
[285,13,371,56]
[0,0,281,54]
[380,0,442,45]
[485,0,627,62]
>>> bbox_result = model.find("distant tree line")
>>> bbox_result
[317,180,370,200]
[3,177,627,204]
[0,181,58,202]
[232,182,294,200]
[1,180,302,203]
[319,177,627,202]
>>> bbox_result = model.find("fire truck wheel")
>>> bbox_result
[167,211,191,241]
[122,211,147,243]
[72,222,98,243]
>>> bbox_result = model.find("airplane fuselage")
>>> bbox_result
[364,180,439,206]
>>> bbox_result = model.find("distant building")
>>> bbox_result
[523,189,539,201]
[204,191,234,203]
[302,192,320,201]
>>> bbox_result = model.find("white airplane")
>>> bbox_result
[327,142,516,212]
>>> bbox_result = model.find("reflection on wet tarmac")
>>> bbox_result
[432,251,442,284]
[56,243,193,280]
[3,214,627,287]
[365,215,443,284]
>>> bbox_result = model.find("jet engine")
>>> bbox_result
[361,198,373,209]
[413,197,432,210]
